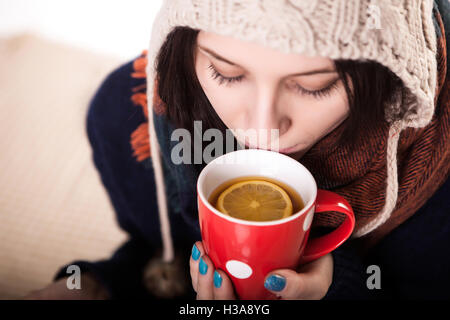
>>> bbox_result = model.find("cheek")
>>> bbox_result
[195,61,247,127]
[290,93,349,143]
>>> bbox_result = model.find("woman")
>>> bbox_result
[26,0,449,300]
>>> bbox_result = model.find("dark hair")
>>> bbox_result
[156,26,403,172]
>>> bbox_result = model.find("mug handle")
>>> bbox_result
[300,189,355,264]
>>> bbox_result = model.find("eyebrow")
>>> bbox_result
[198,45,337,76]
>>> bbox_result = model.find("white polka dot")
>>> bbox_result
[226,260,253,279]
[303,210,314,231]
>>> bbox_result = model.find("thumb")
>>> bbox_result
[264,269,309,299]
[264,254,333,300]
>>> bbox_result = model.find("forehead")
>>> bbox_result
[196,31,334,75]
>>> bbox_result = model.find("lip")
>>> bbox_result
[278,143,303,154]
[242,140,303,154]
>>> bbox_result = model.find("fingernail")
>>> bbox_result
[264,274,286,292]
[191,244,200,261]
[213,270,222,288]
[199,257,208,275]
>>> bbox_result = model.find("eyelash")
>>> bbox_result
[208,64,244,85]
[292,80,339,99]
[207,63,338,99]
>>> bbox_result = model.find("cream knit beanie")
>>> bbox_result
[145,0,438,262]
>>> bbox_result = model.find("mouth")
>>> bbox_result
[278,143,302,154]
[242,139,303,155]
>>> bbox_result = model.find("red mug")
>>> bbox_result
[197,149,355,300]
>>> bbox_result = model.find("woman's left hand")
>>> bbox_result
[189,241,334,300]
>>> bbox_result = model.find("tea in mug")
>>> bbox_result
[208,175,305,222]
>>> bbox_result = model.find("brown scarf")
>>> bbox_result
[129,9,449,251]
[301,7,449,250]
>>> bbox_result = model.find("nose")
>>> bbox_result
[246,84,290,146]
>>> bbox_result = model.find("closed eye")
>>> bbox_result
[208,63,339,99]
[208,64,244,85]
[291,79,340,99]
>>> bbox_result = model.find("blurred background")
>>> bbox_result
[0,0,162,299]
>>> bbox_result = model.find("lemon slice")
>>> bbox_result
[216,180,293,221]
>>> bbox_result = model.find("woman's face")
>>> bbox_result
[195,31,350,160]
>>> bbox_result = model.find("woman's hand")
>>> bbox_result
[189,241,236,300]
[22,272,110,300]
[189,241,333,300]
[263,253,333,300]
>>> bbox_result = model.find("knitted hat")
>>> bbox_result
[145,0,438,263]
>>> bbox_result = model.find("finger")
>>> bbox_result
[196,254,215,300]
[189,241,204,293]
[212,269,236,300]
[264,254,333,300]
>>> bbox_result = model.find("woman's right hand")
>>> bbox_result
[22,272,110,300]
[189,241,236,300]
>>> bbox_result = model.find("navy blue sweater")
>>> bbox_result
[54,1,450,300]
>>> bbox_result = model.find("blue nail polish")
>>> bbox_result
[199,257,208,275]
[191,244,200,261]
[214,271,222,288]
[264,274,286,292]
